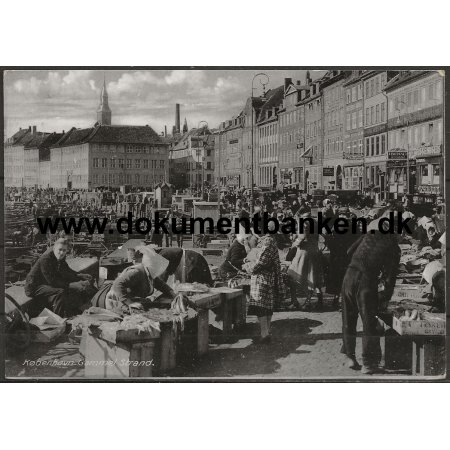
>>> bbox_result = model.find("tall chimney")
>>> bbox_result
[164,125,167,137]
[284,77,292,90]
[32,125,37,135]
[175,103,181,133]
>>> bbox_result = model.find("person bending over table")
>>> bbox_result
[25,238,96,318]
[91,246,179,311]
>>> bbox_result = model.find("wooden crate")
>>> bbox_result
[84,330,156,378]
[412,336,446,377]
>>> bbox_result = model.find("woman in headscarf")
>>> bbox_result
[286,212,324,311]
[218,226,251,279]
[243,223,285,344]
[91,246,178,310]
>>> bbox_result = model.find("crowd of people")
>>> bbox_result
[6,184,446,375]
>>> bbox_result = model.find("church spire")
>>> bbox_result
[97,75,112,125]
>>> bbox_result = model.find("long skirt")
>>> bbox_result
[287,248,323,296]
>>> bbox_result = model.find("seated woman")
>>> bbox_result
[218,227,251,279]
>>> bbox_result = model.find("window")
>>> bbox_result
[358,84,363,100]
[406,92,412,107]
[413,90,419,105]
[93,157,99,168]
[126,174,131,184]
[428,123,434,142]
[135,174,140,184]
[381,103,386,122]
[365,108,369,126]
[126,159,132,169]
[376,104,380,123]
[207,162,212,170]
[118,158,124,168]
[134,159,140,169]
[370,79,375,97]
[151,160,157,169]
[346,113,351,130]
[359,139,363,154]
[160,160,165,169]
[110,158,116,168]
[428,83,435,100]
[102,173,107,184]
[376,136,380,155]
[371,137,375,156]
[352,86,357,102]
[93,174,98,183]
[352,112,357,129]
[371,106,375,125]
[358,109,363,127]
[365,82,370,99]
[144,159,149,169]
[375,77,380,94]
[366,138,370,156]
[381,134,386,154]
[101,158,107,168]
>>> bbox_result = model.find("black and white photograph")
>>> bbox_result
[2,68,446,380]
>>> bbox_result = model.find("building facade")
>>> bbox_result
[321,71,347,191]
[362,71,397,201]
[342,71,365,191]
[169,127,214,190]
[384,70,444,198]
[49,125,168,190]
[304,81,323,191]
[278,79,307,188]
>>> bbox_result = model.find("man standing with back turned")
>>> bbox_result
[340,213,401,375]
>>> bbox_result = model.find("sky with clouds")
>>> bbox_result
[4,69,326,137]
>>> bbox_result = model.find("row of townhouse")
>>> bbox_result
[214,69,444,201]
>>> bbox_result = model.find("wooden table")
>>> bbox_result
[152,287,245,356]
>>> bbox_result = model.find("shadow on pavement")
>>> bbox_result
[175,317,325,377]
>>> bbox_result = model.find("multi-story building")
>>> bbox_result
[4,126,50,188]
[303,80,323,192]
[342,71,365,191]
[277,78,308,187]
[256,85,284,189]
[169,127,214,190]
[215,94,268,190]
[362,71,398,201]
[321,71,348,191]
[49,124,168,190]
[384,70,444,198]
[217,115,244,188]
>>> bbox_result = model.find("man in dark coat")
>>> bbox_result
[340,218,400,374]
[25,238,96,317]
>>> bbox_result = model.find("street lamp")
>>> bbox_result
[250,73,269,214]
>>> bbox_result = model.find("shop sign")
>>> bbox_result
[388,150,407,160]
[418,185,440,194]
[416,158,426,163]
[387,160,406,168]
[323,167,334,176]
[409,145,442,159]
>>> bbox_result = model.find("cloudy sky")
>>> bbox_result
[4,69,326,137]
